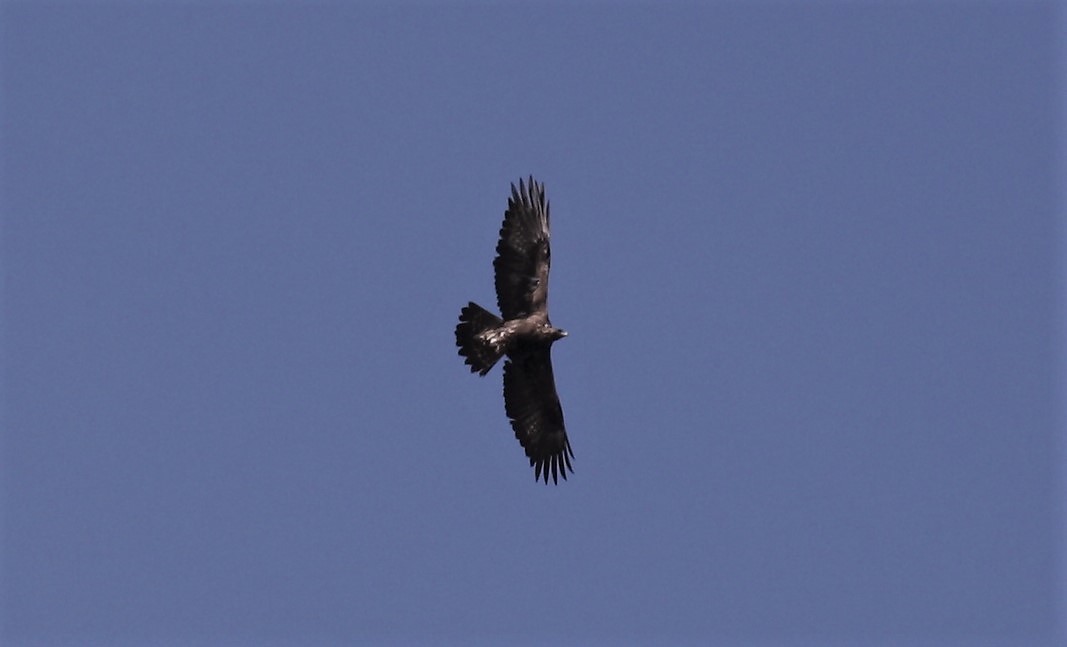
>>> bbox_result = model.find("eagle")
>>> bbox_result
[455,177,574,484]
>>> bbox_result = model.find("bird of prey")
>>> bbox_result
[455,177,573,484]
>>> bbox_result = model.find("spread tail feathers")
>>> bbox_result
[456,302,505,376]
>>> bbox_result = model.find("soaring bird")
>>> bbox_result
[455,177,573,484]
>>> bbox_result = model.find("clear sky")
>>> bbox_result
[1,3,1061,646]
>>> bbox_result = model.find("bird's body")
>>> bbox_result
[455,177,573,484]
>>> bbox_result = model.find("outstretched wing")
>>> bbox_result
[493,177,551,321]
[502,348,573,484]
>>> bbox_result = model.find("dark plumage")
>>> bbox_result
[455,177,573,484]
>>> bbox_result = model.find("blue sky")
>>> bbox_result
[1,3,1062,646]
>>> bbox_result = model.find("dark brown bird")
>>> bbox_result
[455,177,573,484]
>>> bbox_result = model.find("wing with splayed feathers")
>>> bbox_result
[502,348,573,484]
[493,177,551,321]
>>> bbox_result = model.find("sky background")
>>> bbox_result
[1,3,1062,646]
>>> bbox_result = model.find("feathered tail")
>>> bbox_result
[455,302,505,376]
